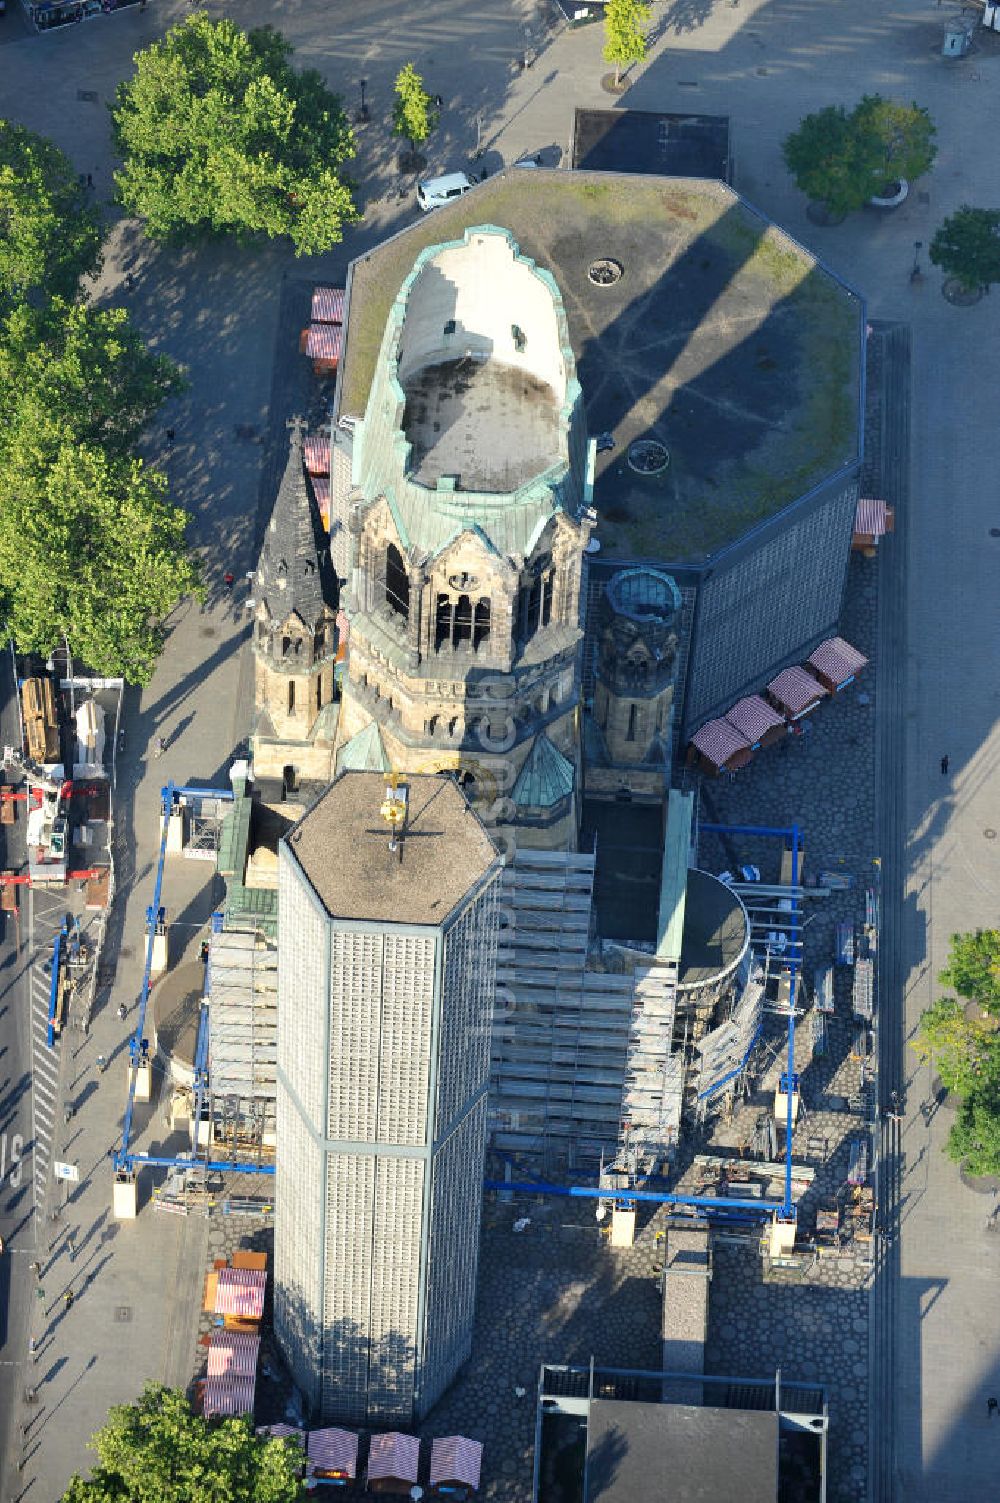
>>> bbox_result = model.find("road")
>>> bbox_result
[0,643,34,1482]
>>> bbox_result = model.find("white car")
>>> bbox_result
[416,172,475,212]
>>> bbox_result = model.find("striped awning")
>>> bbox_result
[767,666,828,718]
[691,717,751,769]
[430,1436,483,1490]
[207,1331,260,1378]
[310,474,330,525]
[854,497,892,537]
[725,695,785,745]
[203,1374,255,1417]
[807,636,868,686]
[311,286,345,324]
[368,1432,420,1484]
[304,433,331,476]
[304,323,343,363]
[257,1423,305,1442]
[214,1266,266,1319]
[308,1427,359,1477]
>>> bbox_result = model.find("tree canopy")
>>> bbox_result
[62,1383,304,1503]
[0,297,197,683]
[930,207,1000,294]
[783,95,936,216]
[111,13,358,255]
[392,63,438,153]
[603,0,651,88]
[910,997,998,1099]
[0,119,102,308]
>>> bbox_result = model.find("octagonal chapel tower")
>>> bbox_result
[336,227,596,849]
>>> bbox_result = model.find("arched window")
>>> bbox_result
[288,681,296,715]
[542,572,554,626]
[454,594,473,645]
[626,704,637,741]
[281,635,291,657]
[474,598,491,649]
[435,593,453,650]
[386,544,410,619]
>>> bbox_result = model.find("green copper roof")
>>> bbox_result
[512,733,575,809]
[353,226,591,563]
[217,793,252,880]
[337,721,391,773]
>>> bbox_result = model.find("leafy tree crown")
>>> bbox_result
[603,0,652,77]
[392,63,438,151]
[930,207,1000,294]
[0,119,102,308]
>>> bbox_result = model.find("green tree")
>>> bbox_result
[0,442,200,686]
[111,14,358,256]
[910,997,999,1099]
[930,207,1000,295]
[783,95,936,216]
[62,1383,304,1503]
[0,119,102,308]
[945,1086,1000,1179]
[850,93,936,194]
[0,298,185,457]
[392,63,438,155]
[782,105,858,217]
[603,0,651,89]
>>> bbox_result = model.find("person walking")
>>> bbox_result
[940,754,950,775]
[223,571,235,593]
[117,1001,128,1021]
[67,1234,77,1263]
[988,1395,998,1416]
[63,1288,74,1311]
[153,735,166,759]
[96,1054,108,1073]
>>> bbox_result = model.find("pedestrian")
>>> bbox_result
[988,1395,998,1416]
[940,754,949,775]
[125,272,136,293]
[153,736,165,759]
[433,93,444,109]
[35,1286,45,1302]
[63,1288,74,1310]
[165,428,175,444]
[64,1104,74,1124]
[67,1235,77,1263]
[118,1001,127,1021]
[29,1336,37,1360]
[85,173,94,189]
[29,1260,41,1279]
[224,571,235,593]
[96,1053,108,1073]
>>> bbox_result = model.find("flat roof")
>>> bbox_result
[283,771,499,928]
[586,1399,778,1503]
[340,171,862,565]
[572,107,731,182]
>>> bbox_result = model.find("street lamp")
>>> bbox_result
[910,240,924,283]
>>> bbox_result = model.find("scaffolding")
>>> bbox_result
[206,925,278,1143]
[617,965,683,1174]
[694,964,766,1114]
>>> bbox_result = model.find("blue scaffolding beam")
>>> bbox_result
[113,781,272,1179]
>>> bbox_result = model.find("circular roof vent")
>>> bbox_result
[627,438,670,475]
[587,257,623,286]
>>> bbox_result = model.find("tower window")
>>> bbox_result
[288,681,296,715]
[443,319,456,336]
[542,572,554,626]
[626,704,637,742]
[454,594,473,645]
[474,598,491,650]
[386,544,410,619]
[435,593,453,650]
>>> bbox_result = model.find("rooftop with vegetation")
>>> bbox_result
[339,170,863,566]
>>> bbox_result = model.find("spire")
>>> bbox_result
[256,418,336,625]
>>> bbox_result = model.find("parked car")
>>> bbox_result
[416,172,475,213]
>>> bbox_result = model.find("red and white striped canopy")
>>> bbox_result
[305,323,343,363]
[807,636,868,686]
[257,1423,305,1442]
[368,1431,420,1484]
[311,286,345,324]
[767,666,828,718]
[691,717,751,769]
[214,1266,266,1319]
[308,1427,359,1477]
[429,1436,483,1490]
[203,1374,255,1417]
[725,695,784,745]
[854,497,891,537]
[304,433,331,476]
[207,1331,260,1379]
